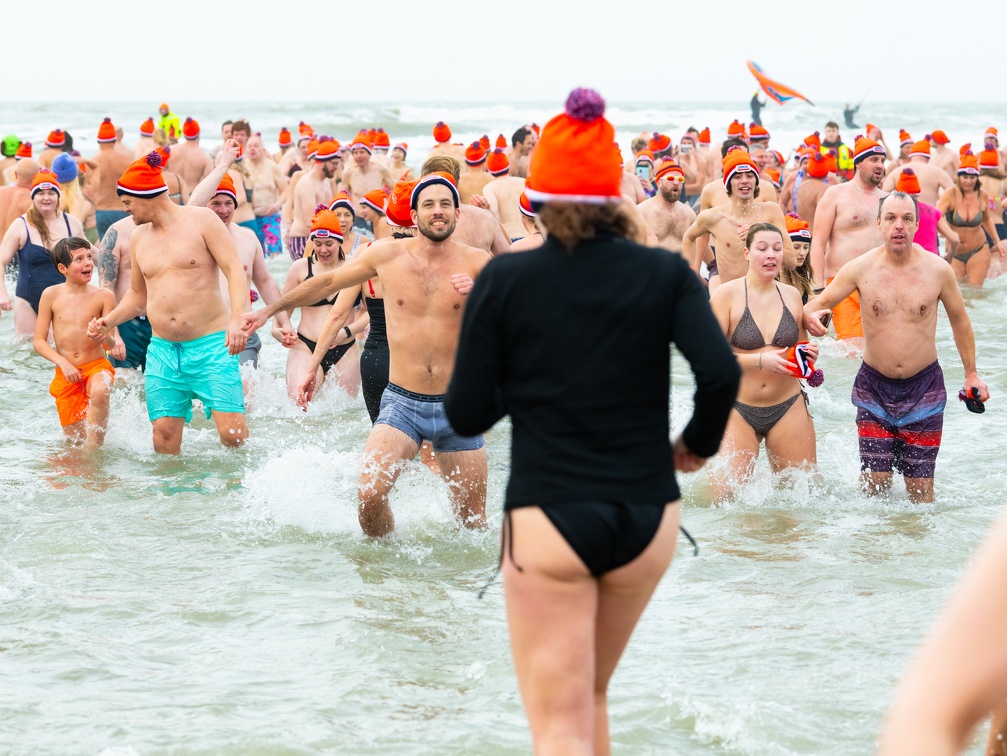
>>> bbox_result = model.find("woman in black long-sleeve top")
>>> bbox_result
[445,89,740,754]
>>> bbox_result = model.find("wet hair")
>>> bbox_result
[536,201,634,252]
[512,126,532,148]
[51,236,89,271]
[877,191,919,223]
[721,137,748,158]
[420,155,461,183]
[744,222,782,249]
[231,120,251,136]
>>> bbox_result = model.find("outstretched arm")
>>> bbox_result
[188,139,239,207]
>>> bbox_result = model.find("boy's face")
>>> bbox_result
[59,247,94,283]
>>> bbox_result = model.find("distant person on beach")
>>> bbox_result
[843,103,859,130]
[928,130,958,180]
[796,151,832,233]
[881,139,952,206]
[821,121,853,181]
[458,142,491,205]
[288,139,341,260]
[157,103,181,143]
[750,93,765,126]
[244,134,287,258]
[89,151,250,454]
[808,134,887,344]
[170,118,213,190]
[33,237,117,447]
[92,118,134,238]
[805,191,988,503]
[482,149,527,242]
[444,88,739,755]
[342,133,393,219]
[508,126,536,178]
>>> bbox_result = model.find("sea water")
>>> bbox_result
[1,100,1006,754]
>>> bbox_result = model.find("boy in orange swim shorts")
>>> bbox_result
[32,237,118,446]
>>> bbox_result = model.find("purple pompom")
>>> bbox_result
[145,151,162,168]
[565,88,605,122]
[102,117,111,124]
[314,203,327,214]
[902,167,916,176]
[924,133,932,141]
[808,369,824,388]
[249,289,259,303]
[986,139,997,151]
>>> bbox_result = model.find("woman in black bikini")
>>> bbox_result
[0,169,85,338]
[709,222,818,500]
[937,151,1007,287]
[276,207,362,401]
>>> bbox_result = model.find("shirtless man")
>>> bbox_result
[482,150,527,242]
[929,131,958,180]
[0,159,35,234]
[38,130,66,170]
[421,156,509,255]
[91,118,134,238]
[88,151,250,454]
[796,152,832,233]
[699,139,778,211]
[170,117,213,190]
[881,139,952,207]
[241,172,490,537]
[638,160,697,255]
[684,147,795,291]
[428,122,461,161]
[809,135,887,343]
[459,143,492,205]
[134,118,156,159]
[288,139,341,260]
[509,126,536,179]
[245,134,287,258]
[96,216,145,369]
[805,192,989,503]
[342,134,393,213]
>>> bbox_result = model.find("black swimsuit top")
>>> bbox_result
[305,256,337,307]
[945,202,985,228]
[730,280,799,350]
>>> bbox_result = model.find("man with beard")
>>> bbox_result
[638,159,697,255]
[240,172,490,537]
[805,192,988,503]
[809,135,887,344]
[288,139,341,260]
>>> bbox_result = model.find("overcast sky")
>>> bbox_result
[6,0,1004,104]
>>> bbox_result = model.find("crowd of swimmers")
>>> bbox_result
[0,97,1003,752]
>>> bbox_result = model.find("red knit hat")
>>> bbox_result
[722,146,759,185]
[155,146,171,167]
[373,129,390,149]
[31,169,60,199]
[386,179,417,228]
[958,152,980,176]
[410,171,460,209]
[314,138,341,161]
[896,168,921,194]
[298,121,315,137]
[930,129,950,145]
[45,130,65,148]
[853,135,887,165]
[909,139,931,158]
[654,158,684,182]
[526,88,622,206]
[182,117,200,140]
[15,142,32,160]
[495,134,507,149]
[278,128,291,147]
[985,127,999,143]
[807,151,830,179]
[980,147,1000,170]
[328,190,356,216]
[698,127,711,145]
[214,173,237,204]
[479,134,490,151]
[804,132,821,149]
[117,152,168,198]
[361,189,387,215]
[648,132,671,153]
[97,118,117,144]
[351,132,372,154]
[899,130,913,147]
[727,120,747,141]
[432,121,451,143]
[310,207,344,242]
[139,118,155,137]
[487,148,510,176]
[749,124,770,142]
[306,138,319,159]
[465,142,487,166]
[785,213,810,242]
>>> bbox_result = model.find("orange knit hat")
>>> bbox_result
[139,118,155,137]
[386,179,417,228]
[648,132,671,153]
[373,129,390,148]
[698,127,711,145]
[432,121,451,143]
[749,123,770,142]
[298,121,315,137]
[727,120,747,140]
[465,142,487,166]
[980,147,1000,169]
[15,142,32,160]
[154,146,171,167]
[985,127,999,143]
[392,142,408,159]
[361,189,387,215]
[853,135,886,165]
[314,138,341,161]
[930,129,950,145]
[31,169,60,199]
[899,130,913,146]
[722,146,759,185]
[958,151,980,176]
[278,127,291,147]
[45,129,65,148]
[351,132,372,154]
[896,168,921,194]
[803,132,821,149]
[487,148,510,176]
[182,117,200,140]
[97,117,117,144]
[807,151,829,179]
[410,171,460,209]
[309,207,344,242]
[479,134,490,151]
[328,190,356,216]
[635,149,655,166]
[518,188,536,219]
[116,152,168,198]
[766,168,781,189]
[495,134,507,149]
[909,139,931,158]
[654,158,684,182]
[214,173,237,204]
[526,88,622,206]
[786,213,810,242]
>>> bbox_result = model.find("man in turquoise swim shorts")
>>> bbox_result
[89,150,250,454]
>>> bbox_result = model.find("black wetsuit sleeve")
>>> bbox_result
[445,264,507,436]
[671,266,741,457]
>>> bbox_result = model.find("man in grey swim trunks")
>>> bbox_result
[242,172,491,536]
